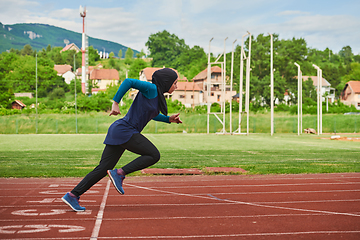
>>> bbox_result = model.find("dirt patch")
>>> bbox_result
[331,137,360,142]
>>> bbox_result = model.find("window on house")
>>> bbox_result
[180,95,185,99]
[217,95,221,101]
[191,95,193,99]
[211,93,214,96]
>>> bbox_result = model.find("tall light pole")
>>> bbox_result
[269,33,274,136]
[80,5,87,94]
[294,62,302,135]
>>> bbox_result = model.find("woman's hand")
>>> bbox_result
[109,101,121,116]
[169,113,182,124]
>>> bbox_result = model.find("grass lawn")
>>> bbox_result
[0,133,359,177]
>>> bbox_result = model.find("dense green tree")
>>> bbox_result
[339,46,353,64]
[125,48,134,65]
[128,59,149,79]
[146,30,187,68]
[21,44,33,56]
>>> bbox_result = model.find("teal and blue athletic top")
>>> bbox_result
[104,78,170,145]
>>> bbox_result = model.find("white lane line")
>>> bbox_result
[92,231,360,239]
[90,180,111,240]
[1,188,359,199]
[101,198,360,207]
[127,183,360,217]
[134,181,360,189]
[97,213,349,221]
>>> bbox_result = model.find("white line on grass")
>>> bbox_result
[126,183,360,217]
[90,180,111,240]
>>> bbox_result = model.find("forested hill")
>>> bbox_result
[0,22,138,57]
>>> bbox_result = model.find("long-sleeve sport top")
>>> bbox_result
[103,78,170,145]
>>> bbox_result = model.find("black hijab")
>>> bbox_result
[152,68,178,116]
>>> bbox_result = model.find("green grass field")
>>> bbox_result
[0,133,359,177]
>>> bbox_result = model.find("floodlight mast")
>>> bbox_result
[294,62,302,135]
[80,5,87,94]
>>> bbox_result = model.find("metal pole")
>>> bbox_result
[207,38,213,134]
[230,39,237,134]
[312,64,320,136]
[300,69,302,133]
[238,36,245,133]
[74,54,78,134]
[35,53,38,134]
[294,62,301,135]
[246,32,252,135]
[269,33,274,136]
[222,37,228,134]
[320,69,323,134]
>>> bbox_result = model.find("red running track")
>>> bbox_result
[0,173,359,239]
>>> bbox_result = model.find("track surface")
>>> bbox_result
[0,173,359,239]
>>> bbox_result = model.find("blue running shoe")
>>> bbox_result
[61,193,86,212]
[107,169,125,194]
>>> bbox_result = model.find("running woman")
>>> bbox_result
[62,68,182,211]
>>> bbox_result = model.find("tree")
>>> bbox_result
[118,49,123,58]
[21,44,33,56]
[136,49,146,58]
[339,46,353,65]
[145,30,187,67]
[128,59,149,79]
[125,48,134,65]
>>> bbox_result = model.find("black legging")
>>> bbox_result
[71,133,160,197]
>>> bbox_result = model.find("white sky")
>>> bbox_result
[1,0,360,55]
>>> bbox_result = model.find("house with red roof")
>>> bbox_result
[139,67,188,82]
[341,81,360,110]
[171,82,203,107]
[192,66,236,104]
[54,65,75,84]
[12,100,26,110]
[60,43,80,53]
[90,69,119,94]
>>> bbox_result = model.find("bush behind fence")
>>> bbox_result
[0,113,359,134]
